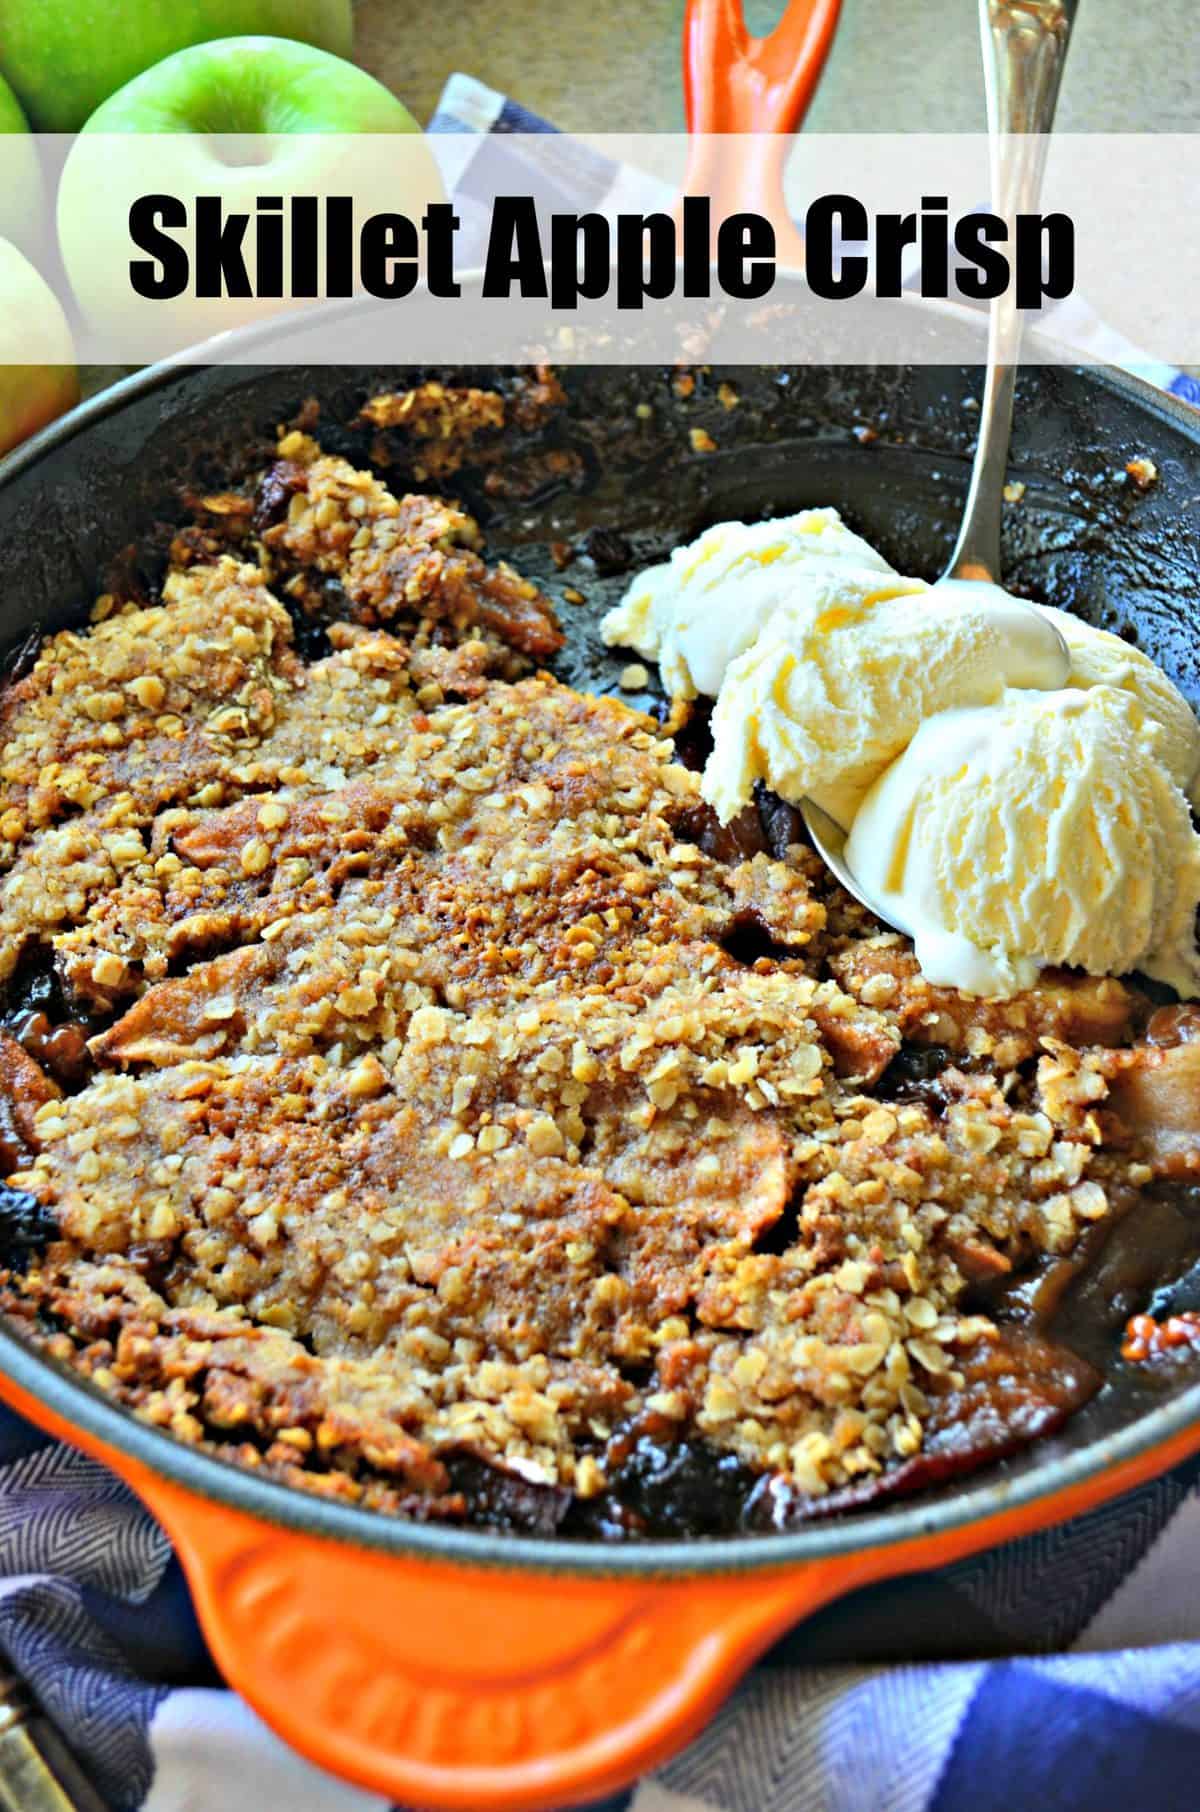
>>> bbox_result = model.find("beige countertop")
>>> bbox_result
[354,0,1199,135]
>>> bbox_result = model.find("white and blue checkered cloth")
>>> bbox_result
[5,76,1200,1812]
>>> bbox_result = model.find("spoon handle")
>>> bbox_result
[949,0,1079,584]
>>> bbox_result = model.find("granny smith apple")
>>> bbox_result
[0,0,353,132]
[57,36,444,358]
[0,70,44,257]
[0,238,79,456]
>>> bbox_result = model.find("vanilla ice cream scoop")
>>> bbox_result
[1040,605,1200,800]
[600,508,900,701]
[607,508,1200,1002]
[845,686,1200,999]
[703,577,1070,828]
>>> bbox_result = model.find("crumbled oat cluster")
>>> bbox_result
[0,411,1192,1534]
[263,434,563,662]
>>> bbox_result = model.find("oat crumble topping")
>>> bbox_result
[0,392,1195,1536]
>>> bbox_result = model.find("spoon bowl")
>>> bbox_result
[802,0,1078,917]
[801,797,915,937]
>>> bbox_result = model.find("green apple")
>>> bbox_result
[57,36,443,358]
[0,0,353,132]
[0,70,44,257]
[0,238,79,456]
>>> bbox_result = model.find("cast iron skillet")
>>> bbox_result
[2,327,1200,1811]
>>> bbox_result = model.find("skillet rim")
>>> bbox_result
[2,331,1200,1577]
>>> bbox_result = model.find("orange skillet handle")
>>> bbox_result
[681,0,844,266]
[0,1376,881,1809]
[8,1368,1200,1811]
[121,1411,1200,1812]
[136,1469,846,1812]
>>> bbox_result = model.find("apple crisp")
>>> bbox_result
[1,408,1197,1537]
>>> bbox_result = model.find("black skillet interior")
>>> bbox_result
[3,351,1200,1540]
[6,358,1200,706]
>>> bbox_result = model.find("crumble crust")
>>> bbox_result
[0,413,1187,1530]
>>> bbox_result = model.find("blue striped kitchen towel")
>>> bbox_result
[8,1402,1200,1812]
[2,72,1200,1812]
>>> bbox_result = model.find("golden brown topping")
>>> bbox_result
[262,453,564,659]
[357,382,505,482]
[830,937,1138,1067]
[0,430,1166,1533]
[0,558,301,853]
[0,1030,58,1174]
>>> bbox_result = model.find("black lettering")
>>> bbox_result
[423,202,461,298]
[615,211,676,309]
[360,213,419,299]
[805,194,868,300]
[128,194,189,299]
[550,211,610,309]
[680,195,711,297]
[324,196,354,299]
[1014,211,1074,308]
[953,211,1009,301]
[918,196,950,299]
[482,198,547,298]
[875,211,918,298]
[290,195,319,298]
[194,195,251,299]
[716,212,775,299]
[255,196,284,299]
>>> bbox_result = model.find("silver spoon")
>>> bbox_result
[803,0,1078,926]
